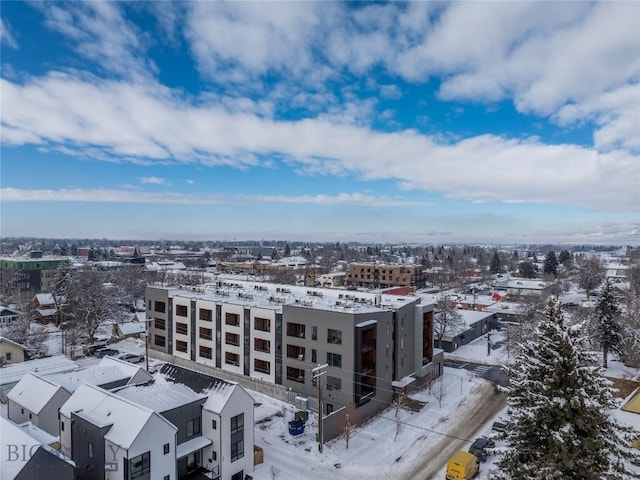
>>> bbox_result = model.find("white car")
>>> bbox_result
[118,353,145,363]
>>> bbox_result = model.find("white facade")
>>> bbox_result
[195,298,217,367]
[202,383,255,480]
[249,307,276,382]
[221,303,244,375]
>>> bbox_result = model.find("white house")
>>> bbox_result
[201,382,255,480]
[7,372,72,436]
[0,305,21,330]
[59,382,178,480]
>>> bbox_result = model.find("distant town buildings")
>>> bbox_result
[346,262,426,289]
[0,253,70,299]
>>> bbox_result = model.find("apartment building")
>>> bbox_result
[146,281,441,438]
[346,262,426,288]
[0,254,70,299]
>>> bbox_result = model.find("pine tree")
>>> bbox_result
[591,279,623,369]
[490,251,501,274]
[558,249,572,269]
[543,251,559,276]
[493,297,638,480]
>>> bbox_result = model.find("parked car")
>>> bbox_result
[491,419,510,432]
[468,436,495,461]
[95,348,119,358]
[446,450,479,480]
[118,353,145,364]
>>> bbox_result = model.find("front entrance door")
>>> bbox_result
[187,451,200,472]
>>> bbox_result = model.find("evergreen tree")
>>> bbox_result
[490,251,502,274]
[558,249,572,269]
[590,279,623,369]
[543,251,559,276]
[283,243,291,257]
[519,261,536,278]
[493,298,638,480]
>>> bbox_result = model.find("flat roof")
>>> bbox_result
[113,375,206,412]
[158,279,421,314]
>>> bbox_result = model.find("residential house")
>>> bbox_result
[0,417,74,480]
[33,292,59,324]
[0,336,27,365]
[0,355,80,397]
[59,382,178,480]
[434,310,497,353]
[112,312,147,340]
[7,372,72,436]
[0,305,22,330]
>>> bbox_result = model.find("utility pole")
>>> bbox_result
[145,319,151,372]
[312,364,328,453]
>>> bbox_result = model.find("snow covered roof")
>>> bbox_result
[36,308,58,317]
[114,375,206,412]
[176,435,212,459]
[7,372,69,414]
[34,293,55,305]
[19,422,58,446]
[117,322,146,336]
[0,355,80,386]
[1,417,41,479]
[60,383,176,449]
[164,279,417,315]
[47,356,151,393]
[0,336,28,351]
[202,381,240,414]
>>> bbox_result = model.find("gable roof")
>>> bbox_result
[202,381,239,414]
[0,417,41,479]
[34,293,55,305]
[60,383,176,449]
[0,336,28,351]
[7,372,69,414]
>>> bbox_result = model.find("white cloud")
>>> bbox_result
[138,176,167,185]
[1,18,18,49]
[0,188,429,207]
[36,2,154,79]
[2,73,638,212]
[186,179,195,185]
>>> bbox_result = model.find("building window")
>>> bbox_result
[175,340,188,353]
[154,301,166,313]
[61,421,64,431]
[254,317,270,332]
[254,358,270,374]
[286,322,305,338]
[225,332,240,346]
[6,352,12,361]
[154,335,166,347]
[312,326,317,341]
[154,318,165,330]
[175,305,188,317]
[164,476,170,480]
[186,418,201,438]
[199,308,212,322]
[199,345,213,359]
[212,419,217,430]
[286,344,305,361]
[212,451,217,461]
[225,312,240,327]
[199,327,213,340]
[88,442,94,459]
[164,443,170,454]
[327,352,342,368]
[176,322,188,335]
[148,300,151,309]
[311,349,317,363]
[326,376,342,391]
[225,352,240,366]
[254,338,270,353]
[230,413,244,462]
[129,451,151,479]
[286,366,305,383]
[327,329,342,345]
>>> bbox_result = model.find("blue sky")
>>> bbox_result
[1,1,638,244]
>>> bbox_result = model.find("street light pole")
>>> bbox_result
[312,363,328,453]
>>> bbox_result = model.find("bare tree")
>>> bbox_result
[393,390,408,441]
[619,296,640,367]
[434,296,464,349]
[269,465,281,480]
[343,414,353,449]
[3,304,47,359]
[63,268,122,344]
[577,257,605,299]
[504,296,546,358]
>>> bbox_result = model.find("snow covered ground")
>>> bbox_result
[250,367,498,480]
